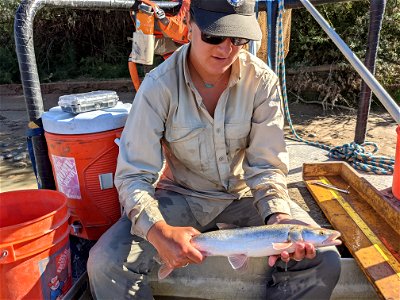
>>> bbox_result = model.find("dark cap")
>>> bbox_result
[190,0,262,41]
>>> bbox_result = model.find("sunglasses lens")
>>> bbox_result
[231,38,250,46]
[201,33,226,45]
[201,32,250,46]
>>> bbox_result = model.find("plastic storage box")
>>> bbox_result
[58,90,119,114]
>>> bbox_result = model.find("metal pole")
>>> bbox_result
[283,0,363,9]
[266,1,279,73]
[300,0,400,124]
[354,0,387,144]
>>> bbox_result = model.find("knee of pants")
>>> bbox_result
[317,247,341,283]
[87,242,112,280]
[86,240,122,284]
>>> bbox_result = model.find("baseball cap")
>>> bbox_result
[190,0,262,41]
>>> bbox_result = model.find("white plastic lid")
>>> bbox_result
[42,101,132,134]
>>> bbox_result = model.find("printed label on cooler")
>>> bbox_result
[38,243,72,300]
[52,155,81,199]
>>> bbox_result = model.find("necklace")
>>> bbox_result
[201,72,226,89]
[192,67,228,89]
[204,82,215,89]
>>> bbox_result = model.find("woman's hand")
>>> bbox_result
[266,213,317,267]
[147,221,204,269]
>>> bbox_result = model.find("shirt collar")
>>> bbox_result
[181,44,193,88]
[229,51,242,87]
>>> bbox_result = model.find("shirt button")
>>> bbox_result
[216,128,221,134]
[218,156,224,161]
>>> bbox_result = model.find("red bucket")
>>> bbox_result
[0,189,71,300]
[392,125,400,200]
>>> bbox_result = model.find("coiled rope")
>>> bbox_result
[275,0,394,175]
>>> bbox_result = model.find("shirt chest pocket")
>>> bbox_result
[166,126,210,172]
[225,123,250,159]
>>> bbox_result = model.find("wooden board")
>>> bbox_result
[303,162,400,300]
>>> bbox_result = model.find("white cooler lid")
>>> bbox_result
[42,101,131,134]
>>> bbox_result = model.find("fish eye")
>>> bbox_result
[319,231,325,235]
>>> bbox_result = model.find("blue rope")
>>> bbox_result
[275,0,394,175]
[329,142,394,174]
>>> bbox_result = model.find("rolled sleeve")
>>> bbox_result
[257,198,291,219]
[132,195,165,239]
[253,176,292,221]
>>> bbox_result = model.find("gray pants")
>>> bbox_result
[87,189,341,299]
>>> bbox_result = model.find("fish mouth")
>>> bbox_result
[324,231,342,246]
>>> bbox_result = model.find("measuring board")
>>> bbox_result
[302,162,400,300]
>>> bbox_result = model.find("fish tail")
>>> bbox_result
[158,264,174,280]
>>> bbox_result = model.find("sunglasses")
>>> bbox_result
[201,32,251,46]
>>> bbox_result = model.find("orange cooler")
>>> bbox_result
[43,101,131,240]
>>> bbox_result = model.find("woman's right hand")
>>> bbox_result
[147,221,204,269]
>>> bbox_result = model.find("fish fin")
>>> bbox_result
[272,242,293,251]
[236,257,249,274]
[158,264,173,280]
[228,254,248,270]
[153,253,162,265]
[216,223,239,230]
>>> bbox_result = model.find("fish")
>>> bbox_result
[158,223,341,280]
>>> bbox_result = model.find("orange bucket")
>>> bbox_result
[45,128,122,240]
[392,125,400,200]
[0,189,71,300]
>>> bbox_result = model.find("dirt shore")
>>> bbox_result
[0,85,397,193]
[285,102,397,158]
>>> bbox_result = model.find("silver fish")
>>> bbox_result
[158,224,341,279]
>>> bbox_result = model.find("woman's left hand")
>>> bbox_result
[266,213,317,267]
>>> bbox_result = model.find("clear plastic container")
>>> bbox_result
[58,90,119,114]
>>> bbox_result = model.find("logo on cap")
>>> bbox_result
[227,0,244,7]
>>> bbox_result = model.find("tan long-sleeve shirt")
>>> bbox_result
[115,43,291,239]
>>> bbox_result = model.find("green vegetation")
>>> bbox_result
[0,0,19,83]
[1,0,399,105]
[0,0,132,84]
[287,0,399,105]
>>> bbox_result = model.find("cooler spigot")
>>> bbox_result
[71,221,83,235]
